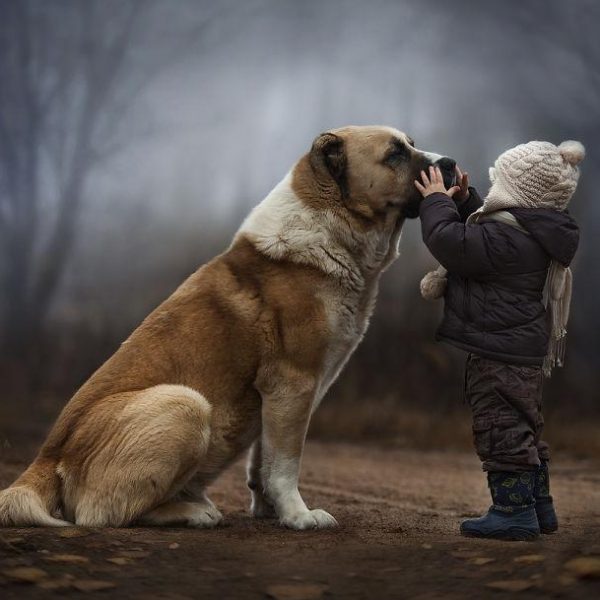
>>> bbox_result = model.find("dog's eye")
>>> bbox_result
[386,145,409,164]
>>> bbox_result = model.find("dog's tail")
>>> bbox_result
[0,458,71,527]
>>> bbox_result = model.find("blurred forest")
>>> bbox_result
[0,0,598,452]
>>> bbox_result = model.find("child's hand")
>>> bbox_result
[414,166,461,198]
[453,166,470,202]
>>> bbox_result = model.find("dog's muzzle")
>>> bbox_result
[402,155,457,219]
[436,157,457,188]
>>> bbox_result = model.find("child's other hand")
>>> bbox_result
[414,166,461,198]
[453,166,470,202]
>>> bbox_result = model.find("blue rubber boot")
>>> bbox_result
[534,461,558,534]
[461,471,540,541]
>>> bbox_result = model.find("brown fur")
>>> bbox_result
[0,126,441,529]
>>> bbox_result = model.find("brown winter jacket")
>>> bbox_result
[419,188,579,365]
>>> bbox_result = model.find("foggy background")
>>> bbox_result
[1,0,598,453]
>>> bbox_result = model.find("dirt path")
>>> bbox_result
[1,441,600,599]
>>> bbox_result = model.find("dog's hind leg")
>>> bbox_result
[63,384,212,527]
[247,439,276,518]
[138,496,222,528]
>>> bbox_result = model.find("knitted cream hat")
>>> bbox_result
[486,140,585,212]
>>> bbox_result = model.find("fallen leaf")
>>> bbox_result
[422,543,433,549]
[486,580,534,592]
[469,557,495,566]
[266,583,329,600]
[117,550,150,559]
[72,579,116,592]
[58,528,93,538]
[44,553,89,564]
[106,557,134,566]
[37,575,75,591]
[559,574,577,586]
[379,567,403,573]
[5,536,25,544]
[2,566,48,583]
[564,556,600,579]
[451,551,480,559]
[168,542,180,549]
[1,557,30,568]
[0,536,25,555]
[514,554,545,564]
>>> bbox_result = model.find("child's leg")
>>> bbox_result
[465,354,543,472]
[461,354,543,540]
[535,438,559,533]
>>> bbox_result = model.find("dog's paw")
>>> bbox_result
[280,508,338,530]
[187,505,223,528]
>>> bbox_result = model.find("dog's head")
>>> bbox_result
[305,126,455,220]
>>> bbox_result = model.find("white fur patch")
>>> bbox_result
[236,172,359,281]
[261,447,337,529]
[237,171,403,283]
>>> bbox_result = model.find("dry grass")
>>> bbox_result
[309,398,600,459]
[2,393,599,462]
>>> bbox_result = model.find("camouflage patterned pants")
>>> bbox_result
[465,354,549,472]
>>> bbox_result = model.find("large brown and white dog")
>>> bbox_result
[0,126,455,530]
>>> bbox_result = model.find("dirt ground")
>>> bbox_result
[1,440,599,599]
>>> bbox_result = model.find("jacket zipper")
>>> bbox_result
[463,278,471,321]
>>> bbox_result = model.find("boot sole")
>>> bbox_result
[540,526,558,534]
[461,527,540,541]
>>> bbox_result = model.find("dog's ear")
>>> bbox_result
[309,132,348,198]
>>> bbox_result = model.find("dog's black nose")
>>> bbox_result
[436,157,456,172]
[436,157,457,188]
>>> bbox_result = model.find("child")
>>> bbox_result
[414,140,584,540]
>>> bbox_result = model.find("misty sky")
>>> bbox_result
[80,0,597,232]
[4,0,596,402]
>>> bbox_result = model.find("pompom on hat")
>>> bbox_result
[558,140,586,165]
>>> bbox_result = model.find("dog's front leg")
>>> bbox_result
[259,373,338,530]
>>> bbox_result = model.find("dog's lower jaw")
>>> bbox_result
[401,196,422,219]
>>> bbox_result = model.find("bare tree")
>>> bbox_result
[0,0,223,361]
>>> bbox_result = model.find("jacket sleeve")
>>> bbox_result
[419,192,495,276]
[455,187,483,222]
